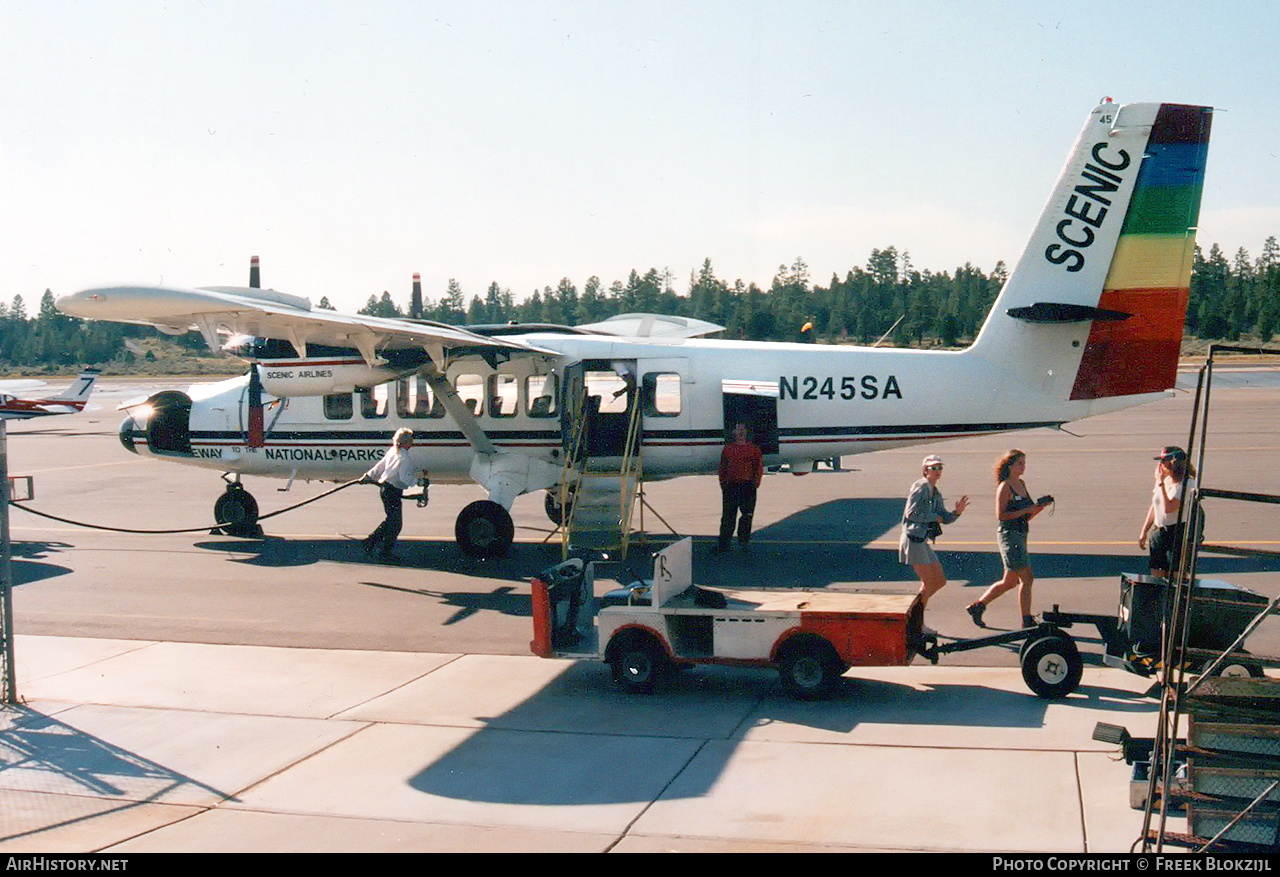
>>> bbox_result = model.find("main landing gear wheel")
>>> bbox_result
[778,638,845,700]
[1020,633,1083,699]
[455,500,514,558]
[213,483,261,538]
[544,490,570,526]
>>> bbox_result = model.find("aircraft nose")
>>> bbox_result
[118,415,139,454]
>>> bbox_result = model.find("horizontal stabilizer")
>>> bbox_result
[1006,303,1132,324]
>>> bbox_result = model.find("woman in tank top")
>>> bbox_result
[965,449,1050,630]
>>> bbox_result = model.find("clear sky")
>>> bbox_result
[3,0,1278,314]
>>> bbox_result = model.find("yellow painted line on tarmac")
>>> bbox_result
[748,538,1280,548]
[18,460,149,475]
[13,527,1280,550]
[19,610,238,623]
[880,445,1280,456]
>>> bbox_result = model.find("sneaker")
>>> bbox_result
[1022,615,1037,629]
[966,603,986,628]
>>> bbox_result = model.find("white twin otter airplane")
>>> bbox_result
[57,99,1213,557]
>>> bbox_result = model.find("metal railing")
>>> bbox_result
[1141,343,1280,853]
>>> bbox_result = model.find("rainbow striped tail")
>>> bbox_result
[969,101,1213,406]
[1070,104,1213,399]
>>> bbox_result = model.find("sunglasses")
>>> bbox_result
[926,465,944,471]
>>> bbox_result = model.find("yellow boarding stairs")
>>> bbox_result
[557,390,645,559]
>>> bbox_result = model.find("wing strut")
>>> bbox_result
[424,372,495,455]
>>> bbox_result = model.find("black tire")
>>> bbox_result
[544,489,573,526]
[1018,625,1059,661]
[778,638,844,700]
[1021,634,1084,699]
[455,500,514,558]
[214,486,260,537]
[608,632,668,694]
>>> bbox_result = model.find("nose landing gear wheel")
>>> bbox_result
[213,484,261,538]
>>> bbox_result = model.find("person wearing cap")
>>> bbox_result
[965,449,1051,629]
[1139,446,1198,579]
[361,427,425,561]
[899,455,969,608]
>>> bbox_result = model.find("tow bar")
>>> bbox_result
[917,621,1086,699]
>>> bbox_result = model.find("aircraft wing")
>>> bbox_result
[56,285,557,367]
[0,379,46,394]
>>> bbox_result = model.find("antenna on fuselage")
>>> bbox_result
[249,255,260,289]
[872,314,905,348]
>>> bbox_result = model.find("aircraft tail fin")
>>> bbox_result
[969,101,1213,402]
[52,368,101,404]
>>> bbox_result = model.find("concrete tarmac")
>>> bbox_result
[5,636,1187,853]
[2,372,1279,852]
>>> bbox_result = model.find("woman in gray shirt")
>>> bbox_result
[899,454,969,610]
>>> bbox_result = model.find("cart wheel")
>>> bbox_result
[1017,625,1061,662]
[1213,658,1265,679]
[778,638,844,700]
[608,632,668,694]
[1021,634,1083,699]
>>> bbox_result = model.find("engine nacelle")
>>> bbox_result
[258,359,414,396]
[229,338,433,396]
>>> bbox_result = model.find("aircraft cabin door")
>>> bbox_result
[560,360,586,462]
[562,359,640,462]
[721,379,779,456]
[587,359,636,459]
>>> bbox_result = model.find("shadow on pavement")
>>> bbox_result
[407,658,1156,806]
[0,706,231,844]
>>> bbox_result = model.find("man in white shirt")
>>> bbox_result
[361,428,424,560]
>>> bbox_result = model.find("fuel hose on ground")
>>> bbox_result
[7,479,363,535]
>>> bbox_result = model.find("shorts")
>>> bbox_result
[998,528,1031,571]
[899,531,939,566]
[1149,524,1185,573]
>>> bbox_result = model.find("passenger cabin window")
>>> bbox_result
[358,384,390,419]
[397,376,443,418]
[324,392,353,420]
[488,374,518,418]
[526,374,558,417]
[455,373,485,417]
[643,373,681,417]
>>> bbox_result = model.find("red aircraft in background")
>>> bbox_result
[0,369,100,420]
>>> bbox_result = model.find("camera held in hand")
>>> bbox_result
[1036,495,1054,506]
